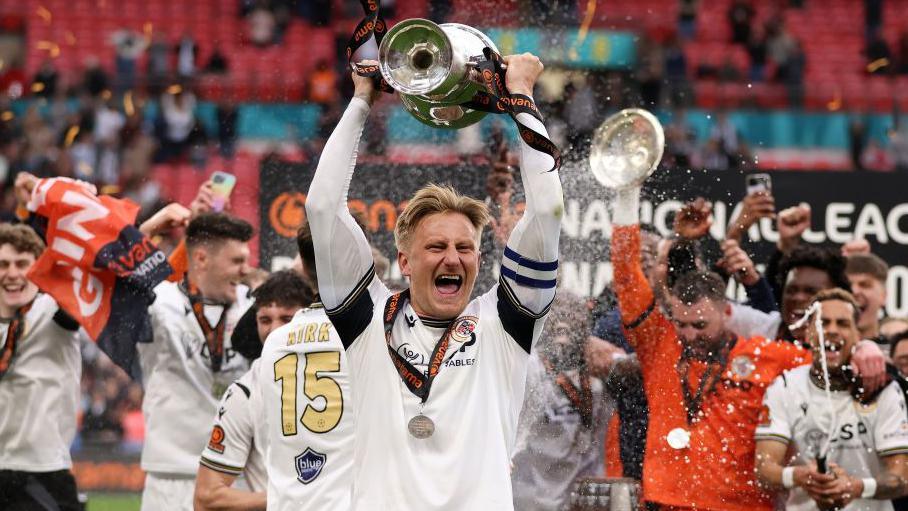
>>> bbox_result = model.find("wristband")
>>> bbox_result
[861,478,877,499]
[782,466,795,489]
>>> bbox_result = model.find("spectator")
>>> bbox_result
[747,25,768,82]
[428,0,452,23]
[891,331,908,377]
[766,17,797,81]
[0,57,26,99]
[865,0,884,44]
[663,35,691,106]
[860,138,894,171]
[866,28,893,74]
[299,0,331,26]
[147,34,172,93]
[850,117,867,170]
[248,5,277,47]
[216,102,238,158]
[156,88,198,162]
[82,56,110,97]
[897,30,908,74]
[31,60,58,99]
[889,124,908,171]
[728,0,754,45]
[307,60,339,105]
[664,109,697,169]
[204,46,229,74]
[785,40,806,107]
[846,253,889,342]
[635,37,664,107]
[718,56,743,82]
[678,0,698,39]
[111,29,148,93]
[175,33,199,80]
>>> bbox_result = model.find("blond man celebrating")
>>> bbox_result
[305,54,563,510]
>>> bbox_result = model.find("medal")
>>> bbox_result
[666,427,690,449]
[408,414,435,439]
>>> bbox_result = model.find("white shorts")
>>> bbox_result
[140,473,195,511]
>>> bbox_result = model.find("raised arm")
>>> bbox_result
[304,68,382,311]
[610,187,669,353]
[498,54,564,316]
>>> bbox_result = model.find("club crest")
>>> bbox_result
[295,447,327,484]
[730,355,755,378]
[451,316,478,343]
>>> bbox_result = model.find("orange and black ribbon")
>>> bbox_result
[383,289,455,403]
[346,0,393,93]
[460,47,562,172]
[184,277,228,373]
[0,302,33,381]
[541,356,593,428]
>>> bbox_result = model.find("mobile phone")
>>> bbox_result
[745,173,772,195]
[210,171,236,212]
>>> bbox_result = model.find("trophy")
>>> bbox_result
[588,109,665,189]
[378,18,499,129]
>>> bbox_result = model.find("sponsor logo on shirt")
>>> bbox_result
[295,447,327,484]
[207,425,226,454]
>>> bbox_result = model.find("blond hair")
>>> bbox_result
[394,184,490,250]
[0,223,45,258]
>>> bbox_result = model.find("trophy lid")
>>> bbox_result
[379,18,454,96]
[589,108,665,190]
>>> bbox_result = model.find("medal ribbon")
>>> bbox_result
[383,289,456,404]
[676,337,736,424]
[541,356,593,428]
[183,277,229,373]
[0,302,33,381]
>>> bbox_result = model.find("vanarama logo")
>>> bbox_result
[269,192,307,238]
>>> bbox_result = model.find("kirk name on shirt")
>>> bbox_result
[286,321,332,346]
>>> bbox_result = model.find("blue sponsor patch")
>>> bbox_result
[295,447,327,484]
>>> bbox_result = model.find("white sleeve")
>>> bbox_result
[304,98,378,312]
[754,373,793,444]
[498,111,563,316]
[199,370,257,476]
[873,382,908,457]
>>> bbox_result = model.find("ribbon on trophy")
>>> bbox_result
[461,47,562,172]
[346,0,394,93]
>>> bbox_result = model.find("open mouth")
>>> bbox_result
[822,339,844,353]
[2,283,25,294]
[434,274,463,296]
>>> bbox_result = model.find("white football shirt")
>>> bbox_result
[257,304,352,511]
[329,277,547,510]
[0,293,81,471]
[200,359,267,492]
[139,280,252,475]
[756,365,908,511]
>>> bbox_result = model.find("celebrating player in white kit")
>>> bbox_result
[195,270,312,511]
[0,224,83,511]
[256,223,354,511]
[755,288,908,510]
[305,53,563,510]
[138,213,255,511]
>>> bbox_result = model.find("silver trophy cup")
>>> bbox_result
[589,109,665,189]
[378,18,499,129]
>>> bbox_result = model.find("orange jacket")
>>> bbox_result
[611,224,809,511]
